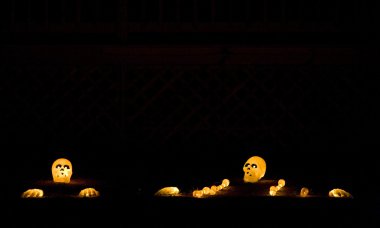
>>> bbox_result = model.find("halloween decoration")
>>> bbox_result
[148,151,353,199]
[269,186,278,196]
[51,158,73,183]
[193,190,203,198]
[222,179,230,187]
[21,157,100,198]
[79,188,100,198]
[328,188,353,198]
[277,179,285,188]
[209,189,216,195]
[21,189,44,198]
[300,187,309,197]
[243,156,266,183]
[202,187,210,195]
[191,179,230,198]
[155,187,180,196]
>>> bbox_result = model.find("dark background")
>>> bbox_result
[0,0,379,227]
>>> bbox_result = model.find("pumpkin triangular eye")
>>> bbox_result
[64,165,70,169]
[251,164,257,168]
[56,165,61,169]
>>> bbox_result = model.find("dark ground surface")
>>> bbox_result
[2,150,378,228]
[3,179,374,228]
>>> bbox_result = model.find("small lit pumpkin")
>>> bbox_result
[221,179,230,187]
[277,179,285,188]
[193,190,203,198]
[154,187,180,196]
[269,186,277,196]
[21,189,44,198]
[328,188,353,198]
[300,187,309,197]
[79,188,100,198]
[202,187,211,195]
[243,156,266,183]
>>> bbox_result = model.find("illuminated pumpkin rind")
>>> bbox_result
[21,189,44,198]
[269,186,277,196]
[222,179,230,187]
[202,187,211,195]
[155,187,180,196]
[300,187,309,197]
[193,190,203,198]
[79,188,100,198]
[328,188,353,198]
[278,179,286,188]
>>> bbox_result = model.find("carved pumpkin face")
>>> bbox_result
[51,158,73,183]
[243,156,266,183]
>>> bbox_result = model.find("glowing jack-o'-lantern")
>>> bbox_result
[21,189,44,198]
[222,179,230,187]
[243,156,266,183]
[79,188,100,198]
[328,188,353,198]
[155,187,180,196]
[51,158,73,183]
[269,186,277,196]
[202,187,211,195]
[193,190,203,198]
[278,179,285,188]
[300,187,309,197]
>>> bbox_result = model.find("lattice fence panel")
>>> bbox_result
[121,64,360,148]
[1,64,122,143]
[1,64,361,150]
